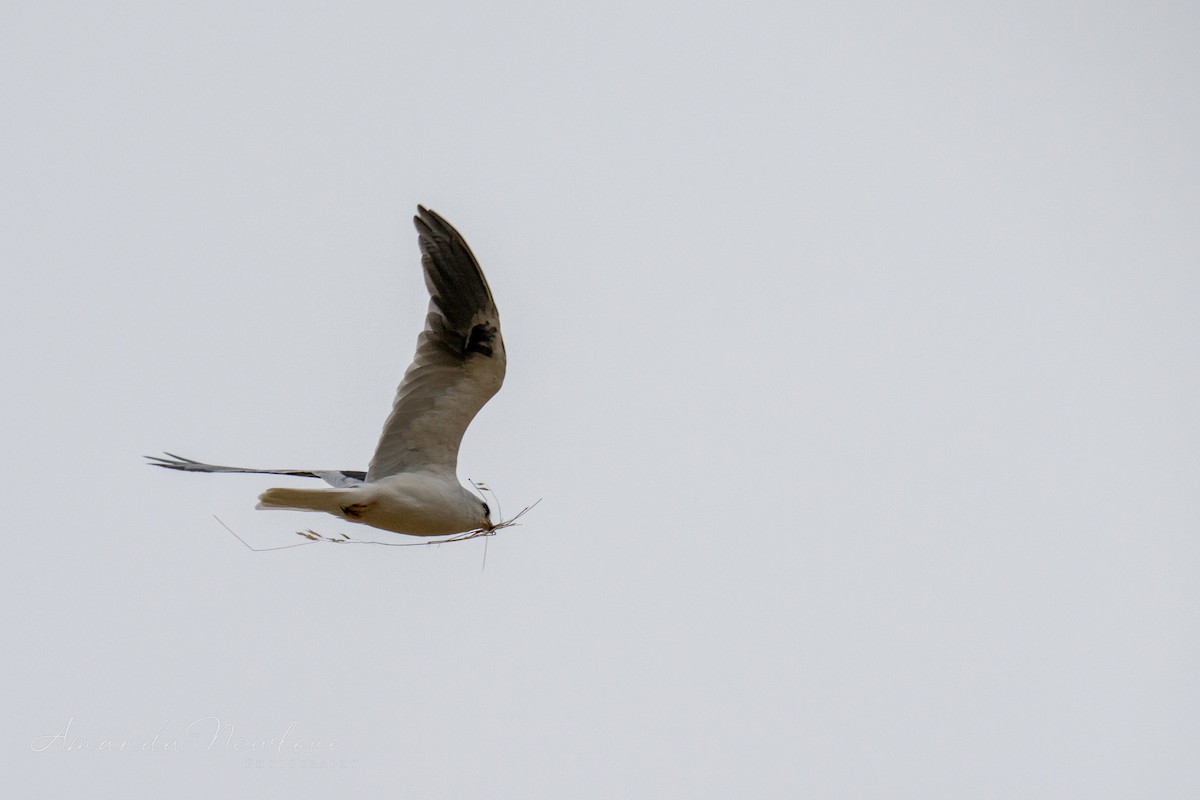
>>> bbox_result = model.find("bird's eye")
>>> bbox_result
[482,502,491,517]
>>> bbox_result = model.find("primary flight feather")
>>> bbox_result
[148,206,505,536]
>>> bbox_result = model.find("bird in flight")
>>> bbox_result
[149,206,506,537]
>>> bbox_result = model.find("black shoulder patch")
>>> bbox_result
[466,323,496,358]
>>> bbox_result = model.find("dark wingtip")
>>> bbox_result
[414,205,433,235]
[415,204,454,232]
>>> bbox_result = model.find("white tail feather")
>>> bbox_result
[257,487,352,514]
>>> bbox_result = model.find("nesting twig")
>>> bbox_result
[213,498,541,552]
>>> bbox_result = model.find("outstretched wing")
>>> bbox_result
[146,452,366,488]
[365,206,505,482]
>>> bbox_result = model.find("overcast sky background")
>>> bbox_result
[3,1,1198,796]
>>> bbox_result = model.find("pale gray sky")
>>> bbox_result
[4,1,1199,796]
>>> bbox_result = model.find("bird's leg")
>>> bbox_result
[339,502,372,520]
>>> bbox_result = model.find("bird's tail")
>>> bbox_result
[256,486,353,515]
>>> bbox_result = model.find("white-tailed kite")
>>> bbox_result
[149,206,505,537]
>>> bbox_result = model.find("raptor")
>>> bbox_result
[148,206,506,537]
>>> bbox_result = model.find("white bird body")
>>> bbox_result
[257,471,489,536]
[149,206,507,538]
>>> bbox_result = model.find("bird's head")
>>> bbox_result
[466,480,539,536]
